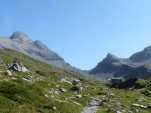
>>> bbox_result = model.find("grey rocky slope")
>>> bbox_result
[0,32,77,71]
[130,46,151,66]
[90,46,151,79]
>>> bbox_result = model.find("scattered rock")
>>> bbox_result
[138,97,145,102]
[88,97,102,106]
[52,106,57,111]
[22,78,29,82]
[11,77,17,80]
[49,88,60,95]
[55,99,68,103]
[81,97,102,113]
[54,90,59,95]
[72,79,80,85]
[59,88,67,92]
[60,78,72,84]
[44,94,49,98]
[8,58,29,72]
[6,70,12,76]
[76,94,82,99]
[116,111,122,113]
[110,93,115,97]
[22,75,33,82]
[132,103,148,109]
[73,101,81,106]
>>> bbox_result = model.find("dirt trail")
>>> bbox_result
[81,97,102,113]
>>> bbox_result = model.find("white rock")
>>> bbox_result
[73,101,81,106]
[52,106,57,110]
[132,103,147,109]
[22,78,31,82]
[76,94,82,98]
[44,94,49,98]
[117,111,122,113]
[11,77,17,80]
[60,88,67,92]
[21,66,29,72]
[60,78,72,84]
[6,70,12,76]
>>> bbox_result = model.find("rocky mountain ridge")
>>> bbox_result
[0,32,78,72]
[1,32,151,79]
[90,46,151,79]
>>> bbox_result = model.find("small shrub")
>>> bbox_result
[135,79,147,89]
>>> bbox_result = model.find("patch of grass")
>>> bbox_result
[0,49,104,113]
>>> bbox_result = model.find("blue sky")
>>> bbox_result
[0,0,151,70]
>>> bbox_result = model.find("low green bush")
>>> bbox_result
[135,79,147,89]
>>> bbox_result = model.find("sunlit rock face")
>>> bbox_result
[0,32,77,71]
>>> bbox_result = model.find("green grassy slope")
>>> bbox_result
[0,49,151,113]
[97,80,151,113]
[0,49,103,113]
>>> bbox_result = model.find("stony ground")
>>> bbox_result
[81,97,102,113]
[0,49,104,113]
[0,49,151,113]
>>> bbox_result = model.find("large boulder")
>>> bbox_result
[8,59,29,72]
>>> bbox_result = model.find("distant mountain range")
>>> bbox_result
[90,46,151,79]
[1,32,151,79]
[0,32,78,72]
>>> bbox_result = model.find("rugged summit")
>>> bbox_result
[0,32,76,71]
[90,47,151,79]
[10,32,32,43]
[90,53,122,75]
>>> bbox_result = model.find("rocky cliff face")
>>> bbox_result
[130,46,151,65]
[90,46,151,79]
[0,32,77,71]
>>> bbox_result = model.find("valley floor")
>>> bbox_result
[0,49,151,113]
[81,97,102,113]
[96,88,151,113]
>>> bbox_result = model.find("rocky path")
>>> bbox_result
[81,97,102,113]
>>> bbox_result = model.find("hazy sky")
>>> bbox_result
[0,0,151,69]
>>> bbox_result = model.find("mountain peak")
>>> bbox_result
[10,31,32,43]
[105,53,119,61]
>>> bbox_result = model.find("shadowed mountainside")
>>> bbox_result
[90,46,151,79]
